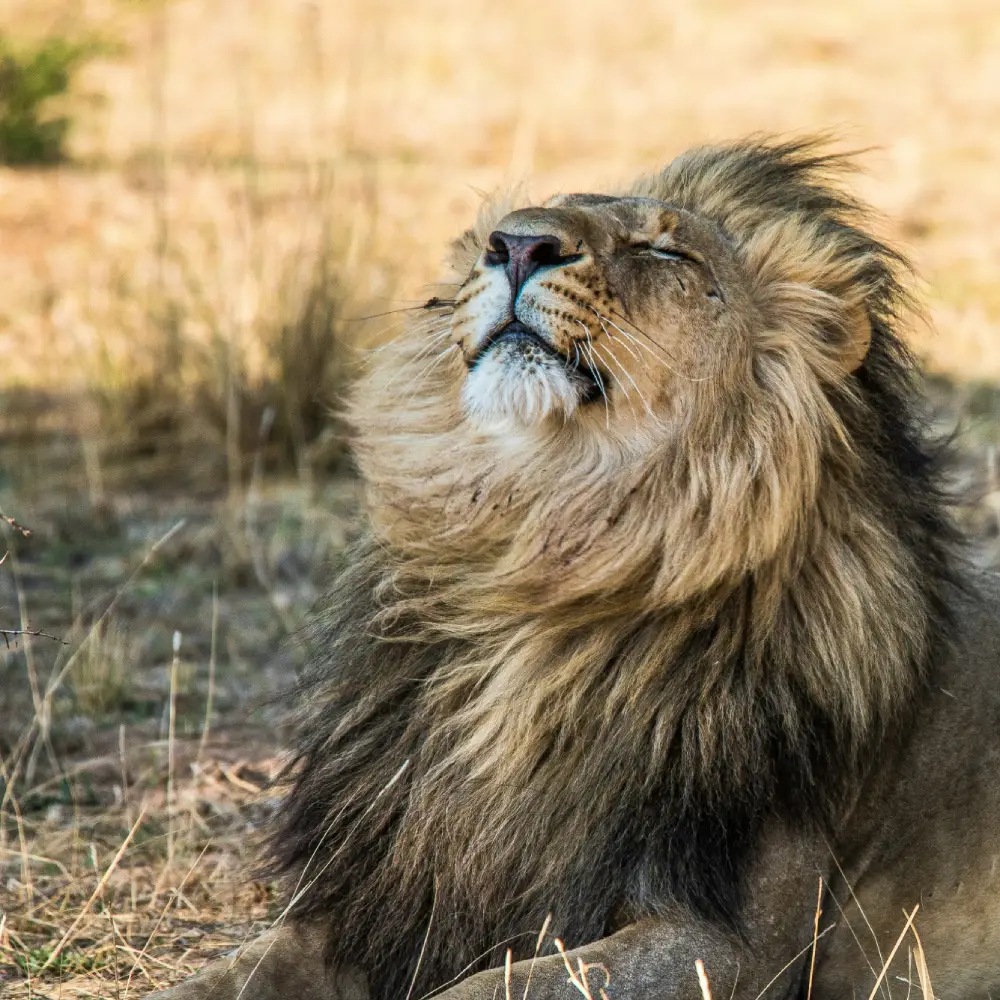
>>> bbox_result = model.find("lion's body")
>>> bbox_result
[817,582,1000,996]
[148,139,1000,1000]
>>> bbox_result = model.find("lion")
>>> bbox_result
[149,138,1000,1000]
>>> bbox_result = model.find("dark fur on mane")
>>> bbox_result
[266,139,965,1000]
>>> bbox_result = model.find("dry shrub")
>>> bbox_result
[87,167,370,492]
[68,616,135,719]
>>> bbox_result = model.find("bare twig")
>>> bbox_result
[521,914,552,1000]
[909,923,934,1000]
[124,841,213,996]
[0,626,67,648]
[196,584,220,766]
[696,960,714,1000]
[0,512,31,537]
[553,939,610,1000]
[166,630,181,869]
[752,924,837,1000]
[867,906,920,1000]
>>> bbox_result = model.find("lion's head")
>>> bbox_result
[452,196,747,430]
[353,138,936,623]
[451,187,868,432]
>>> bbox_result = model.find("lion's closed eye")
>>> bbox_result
[628,241,699,264]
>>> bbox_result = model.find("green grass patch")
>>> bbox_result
[0,33,113,165]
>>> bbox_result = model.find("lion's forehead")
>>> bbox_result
[544,192,663,215]
[518,195,670,236]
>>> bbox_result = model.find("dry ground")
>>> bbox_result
[0,468,363,997]
[3,0,1000,996]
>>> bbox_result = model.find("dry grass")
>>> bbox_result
[0,739,285,998]
[2,0,1000,996]
[0,477,360,996]
[69,617,135,720]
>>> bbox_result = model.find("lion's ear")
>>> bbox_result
[840,303,872,374]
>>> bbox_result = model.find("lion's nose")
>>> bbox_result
[486,231,566,297]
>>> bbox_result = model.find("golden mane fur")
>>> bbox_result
[268,138,961,1000]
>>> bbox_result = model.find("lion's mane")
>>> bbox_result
[268,140,964,1000]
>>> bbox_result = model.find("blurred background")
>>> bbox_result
[1,0,999,994]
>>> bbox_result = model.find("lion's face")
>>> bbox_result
[451,196,753,431]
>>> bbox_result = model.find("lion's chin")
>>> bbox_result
[461,349,583,430]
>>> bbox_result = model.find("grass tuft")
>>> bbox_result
[69,618,135,721]
[89,177,361,492]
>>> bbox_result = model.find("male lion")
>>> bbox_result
[151,139,1000,1000]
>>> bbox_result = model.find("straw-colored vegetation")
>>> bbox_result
[1,0,1000,995]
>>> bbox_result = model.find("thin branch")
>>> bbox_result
[0,513,31,537]
[0,627,68,649]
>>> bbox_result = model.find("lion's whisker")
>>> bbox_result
[589,306,675,375]
[407,330,455,366]
[589,313,660,420]
[596,321,645,373]
[604,313,712,382]
[407,344,460,396]
[577,318,598,359]
[579,341,611,429]
[593,314,644,368]
[590,303,709,384]
[608,333,656,386]
[376,330,458,388]
[356,321,415,361]
[345,299,453,323]
[362,319,450,364]
[606,333,639,363]
[605,307,713,384]
[591,343,637,423]
[574,321,609,409]
[601,320,672,377]
[385,341,457,394]
[359,297,453,341]
[592,342,659,423]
